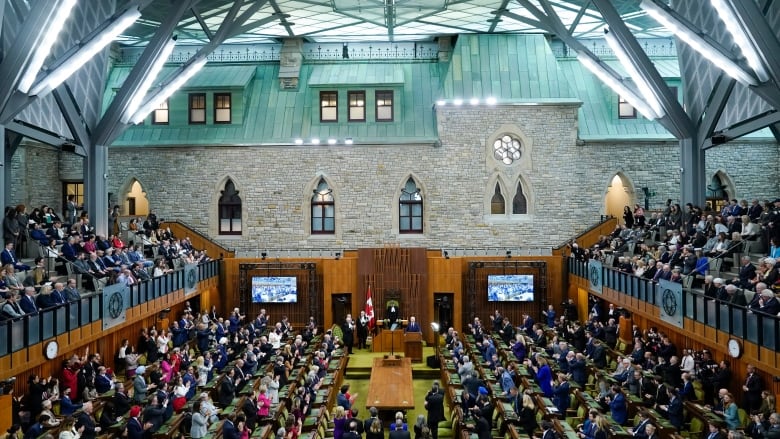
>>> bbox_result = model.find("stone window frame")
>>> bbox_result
[484,124,534,222]
[209,174,247,239]
[391,174,428,237]
[152,99,169,125]
[303,174,342,240]
[311,178,336,235]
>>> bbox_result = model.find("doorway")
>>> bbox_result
[332,293,352,327]
[124,180,149,216]
[605,173,634,223]
[433,292,454,333]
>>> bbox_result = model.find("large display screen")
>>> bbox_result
[251,276,298,303]
[487,274,534,302]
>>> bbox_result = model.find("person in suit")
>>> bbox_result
[357,310,370,349]
[124,405,152,439]
[756,413,780,439]
[364,407,383,437]
[343,420,362,439]
[552,373,571,415]
[757,289,780,315]
[743,364,764,414]
[18,287,38,314]
[76,401,101,439]
[337,384,356,412]
[406,316,421,333]
[342,314,355,354]
[142,394,168,433]
[222,414,240,439]
[60,387,83,416]
[390,419,412,439]
[540,420,556,439]
[218,368,238,407]
[644,424,658,439]
[470,408,491,439]
[704,422,725,439]
[608,385,628,425]
[425,382,445,439]
[1,243,30,271]
[660,387,684,430]
[629,411,651,439]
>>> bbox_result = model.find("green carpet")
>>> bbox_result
[339,345,448,435]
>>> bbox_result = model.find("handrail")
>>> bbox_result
[0,259,222,358]
[553,216,617,251]
[680,239,745,280]
[163,220,235,257]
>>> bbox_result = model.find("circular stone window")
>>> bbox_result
[493,135,522,165]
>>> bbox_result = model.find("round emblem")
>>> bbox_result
[662,289,677,316]
[187,269,197,289]
[589,266,600,286]
[108,292,124,319]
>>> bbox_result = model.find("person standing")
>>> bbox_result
[425,381,445,439]
[357,310,370,349]
[742,364,764,414]
[342,314,355,355]
[406,316,421,333]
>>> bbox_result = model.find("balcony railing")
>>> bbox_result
[0,259,221,357]
[568,258,780,351]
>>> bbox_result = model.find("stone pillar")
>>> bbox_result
[84,143,109,237]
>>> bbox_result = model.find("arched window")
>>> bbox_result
[400,177,423,233]
[218,179,242,235]
[491,183,505,214]
[311,179,335,234]
[512,181,528,215]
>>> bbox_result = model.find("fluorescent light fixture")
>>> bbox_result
[129,57,207,124]
[603,29,665,118]
[640,0,758,86]
[121,37,177,123]
[436,99,446,106]
[344,137,353,145]
[453,98,463,106]
[18,0,78,93]
[311,138,320,145]
[710,0,769,82]
[327,138,337,145]
[28,7,142,96]
[486,97,497,105]
[469,98,479,105]
[577,53,659,120]
[294,138,303,145]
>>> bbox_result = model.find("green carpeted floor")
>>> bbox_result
[339,345,448,435]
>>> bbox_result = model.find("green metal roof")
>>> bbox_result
[439,34,577,101]
[558,57,674,140]
[308,64,405,87]
[106,65,255,90]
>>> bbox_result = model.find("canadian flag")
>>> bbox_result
[365,284,375,329]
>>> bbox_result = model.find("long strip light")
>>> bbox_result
[577,52,660,120]
[18,0,78,93]
[710,0,769,83]
[640,0,758,86]
[128,57,207,125]
[119,36,177,124]
[603,29,666,119]
[29,7,142,96]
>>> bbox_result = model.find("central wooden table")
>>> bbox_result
[366,356,415,412]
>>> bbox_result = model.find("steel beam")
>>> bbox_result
[593,0,693,139]
[92,0,196,146]
[52,85,92,151]
[568,1,590,35]
[680,137,705,207]
[726,0,780,85]
[0,0,63,119]
[701,110,780,149]
[191,7,215,41]
[696,74,735,147]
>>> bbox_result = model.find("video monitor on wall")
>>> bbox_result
[251,276,298,303]
[487,274,534,302]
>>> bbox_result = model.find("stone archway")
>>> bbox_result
[122,179,149,217]
[604,172,635,223]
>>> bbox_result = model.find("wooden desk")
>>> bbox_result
[372,328,405,353]
[366,357,415,412]
[684,401,726,427]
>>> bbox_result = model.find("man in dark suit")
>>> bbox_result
[76,401,101,439]
[222,414,240,439]
[552,373,570,415]
[343,420,362,439]
[742,364,764,413]
[734,256,756,289]
[426,382,445,439]
[390,419,414,439]
[125,406,152,439]
[342,314,355,354]
[660,388,684,430]
[540,420,556,439]
[113,382,132,415]
[142,395,167,433]
[756,413,780,439]
[758,290,780,315]
[19,287,39,314]
[704,422,725,439]
[629,411,651,439]
[387,302,399,326]
[406,316,421,333]
[218,369,238,407]
[1,242,30,271]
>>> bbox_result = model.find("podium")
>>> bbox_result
[404,332,423,362]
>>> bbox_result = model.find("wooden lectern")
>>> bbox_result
[404,332,423,362]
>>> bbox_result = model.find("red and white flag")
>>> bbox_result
[365,284,375,329]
